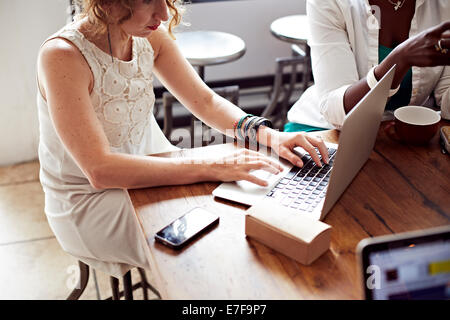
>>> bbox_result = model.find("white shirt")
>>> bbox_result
[287,0,450,129]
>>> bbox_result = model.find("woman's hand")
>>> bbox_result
[264,129,329,168]
[371,21,450,99]
[384,20,450,77]
[395,21,450,68]
[207,149,283,187]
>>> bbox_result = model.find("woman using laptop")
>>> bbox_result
[286,0,450,132]
[36,0,329,279]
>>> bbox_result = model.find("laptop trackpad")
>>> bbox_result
[236,169,279,191]
[213,169,282,206]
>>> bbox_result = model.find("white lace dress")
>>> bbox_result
[37,22,177,278]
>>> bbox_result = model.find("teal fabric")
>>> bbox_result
[284,122,327,132]
[285,45,413,133]
[379,45,412,111]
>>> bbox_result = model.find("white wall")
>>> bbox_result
[0,0,305,166]
[167,0,306,83]
[0,0,68,166]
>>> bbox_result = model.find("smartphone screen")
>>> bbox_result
[155,207,219,248]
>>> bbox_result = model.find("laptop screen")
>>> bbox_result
[359,227,450,300]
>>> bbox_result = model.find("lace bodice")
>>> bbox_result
[56,24,157,149]
[37,22,176,200]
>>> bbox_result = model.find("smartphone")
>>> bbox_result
[154,207,219,249]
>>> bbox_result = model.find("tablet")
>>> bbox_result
[357,225,450,300]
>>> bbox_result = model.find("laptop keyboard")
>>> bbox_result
[266,147,337,213]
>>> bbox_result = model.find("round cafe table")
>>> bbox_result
[175,31,246,80]
[270,14,310,47]
[270,14,311,86]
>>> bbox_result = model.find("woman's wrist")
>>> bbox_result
[235,115,275,145]
[392,43,412,71]
[256,126,278,148]
[172,157,214,183]
[374,46,410,87]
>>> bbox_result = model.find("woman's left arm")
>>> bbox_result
[435,66,450,120]
[149,27,328,166]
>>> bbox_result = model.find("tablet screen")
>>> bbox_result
[368,239,450,299]
[361,229,450,300]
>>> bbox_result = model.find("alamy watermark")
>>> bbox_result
[66,264,81,290]
[168,121,282,165]
[366,265,381,290]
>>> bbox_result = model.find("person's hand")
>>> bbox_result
[268,130,329,168]
[373,21,450,92]
[395,21,450,68]
[207,149,283,187]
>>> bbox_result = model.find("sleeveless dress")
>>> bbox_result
[37,21,177,278]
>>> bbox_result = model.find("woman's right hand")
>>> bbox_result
[395,21,450,68]
[373,21,450,92]
[207,149,283,187]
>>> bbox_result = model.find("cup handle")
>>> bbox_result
[383,121,401,142]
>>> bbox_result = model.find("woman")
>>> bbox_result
[286,0,450,132]
[37,0,329,278]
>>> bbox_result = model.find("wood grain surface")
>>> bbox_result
[128,122,449,299]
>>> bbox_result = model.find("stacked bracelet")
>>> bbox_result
[243,116,260,139]
[235,114,254,141]
[234,114,273,142]
[250,118,272,142]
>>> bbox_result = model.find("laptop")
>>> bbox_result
[213,65,396,221]
[357,225,450,300]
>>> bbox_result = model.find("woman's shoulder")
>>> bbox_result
[39,21,86,61]
[38,37,92,92]
[307,0,360,26]
[146,25,172,60]
[306,0,354,29]
[308,0,367,19]
[307,0,355,11]
[39,37,86,68]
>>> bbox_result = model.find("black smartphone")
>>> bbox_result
[154,207,219,249]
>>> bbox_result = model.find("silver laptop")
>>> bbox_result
[213,65,396,221]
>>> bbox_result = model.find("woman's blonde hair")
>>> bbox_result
[75,0,183,38]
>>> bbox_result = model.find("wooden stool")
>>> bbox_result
[66,260,160,300]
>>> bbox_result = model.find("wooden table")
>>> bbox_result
[128,122,450,299]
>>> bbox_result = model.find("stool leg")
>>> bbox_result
[190,115,196,147]
[66,261,90,300]
[110,276,120,300]
[138,268,162,299]
[123,271,133,300]
[194,65,206,147]
[137,268,149,300]
[92,269,101,300]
